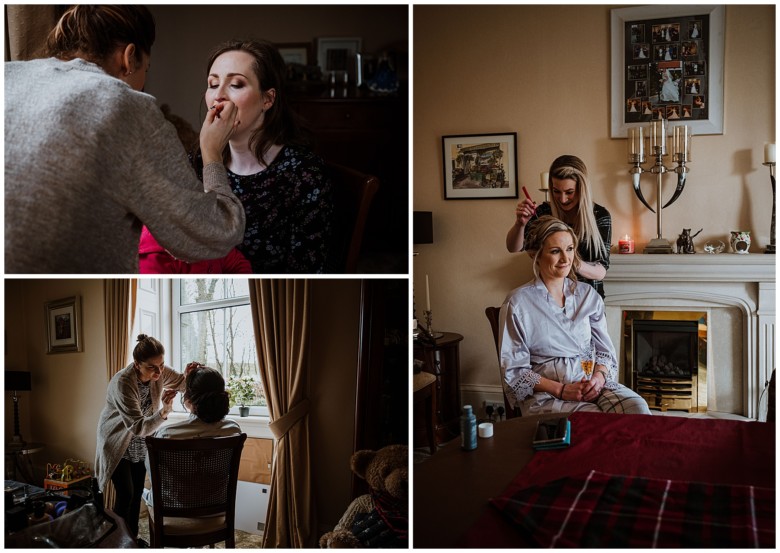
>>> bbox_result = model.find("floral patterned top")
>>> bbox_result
[194,145,332,274]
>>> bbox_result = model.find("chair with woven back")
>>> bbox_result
[484,306,521,419]
[144,433,247,548]
[325,161,380,273]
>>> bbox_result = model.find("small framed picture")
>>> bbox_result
[316,37,362,77]
[441,132,518,200]
[276,42,312,66]
[44,296,82,354]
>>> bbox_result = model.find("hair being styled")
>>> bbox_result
[547,155,607,260]
[525,215,581,290]
[45,5,155,65]
[205,39,312,166]
[184,365,230,423]
[132,334,165,363]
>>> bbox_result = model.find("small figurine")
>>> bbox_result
[676,228,702,254]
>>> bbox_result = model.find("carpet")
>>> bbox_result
[138,514,264,548]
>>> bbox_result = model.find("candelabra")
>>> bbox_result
[763,151,775,254]
[627,119,692,253]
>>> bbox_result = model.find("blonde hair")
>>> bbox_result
[547,155,608,259]
[525,216,581,291]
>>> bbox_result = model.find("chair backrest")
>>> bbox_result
[325,161,380,273]
[485,306,521,419]
[145,433,247,520]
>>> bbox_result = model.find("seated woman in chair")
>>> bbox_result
[143,364,241,506]
[499,216,650,416]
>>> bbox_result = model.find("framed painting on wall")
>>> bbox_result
[611,4,725,137]
[44,296,82,354]
[276,42,312,66]
[441,132,518,200]
[316,37,362,79]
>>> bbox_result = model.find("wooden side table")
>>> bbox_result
[413,332,464,445]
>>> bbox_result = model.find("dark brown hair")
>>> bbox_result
[205,39,311,165]
[45,5,155,66]
[184,365,230,423]
[132,334,165,363]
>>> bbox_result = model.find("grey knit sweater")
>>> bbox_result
[4,57,245,273]
[94,363,185,492]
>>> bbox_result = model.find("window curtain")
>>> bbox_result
[5,5,61,61]
[249,279,316,547]
[102,279,137,509]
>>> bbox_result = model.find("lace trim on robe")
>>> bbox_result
[508,369,541,402]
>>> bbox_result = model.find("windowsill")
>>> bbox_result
[165,411,274,440]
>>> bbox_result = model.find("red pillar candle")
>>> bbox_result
[618,235,635,254]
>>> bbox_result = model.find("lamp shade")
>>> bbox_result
[5,371,31,392]
[413,211,433,244]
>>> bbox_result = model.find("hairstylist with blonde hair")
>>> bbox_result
[506,155,611,297]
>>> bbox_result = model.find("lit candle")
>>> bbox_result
[765,143,776,164]
[425,274,431,311]
[618,234,635,254]
[540,172,549,190]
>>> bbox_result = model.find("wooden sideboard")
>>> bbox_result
[413,332,465,445]
[291,87,408,258]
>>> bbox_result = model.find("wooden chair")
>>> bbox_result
[484,306,521,419]
[325,161,380,273]
[145,433,247,548]
[413,370,437,454]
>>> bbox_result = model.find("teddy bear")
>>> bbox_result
[319,444,408,548]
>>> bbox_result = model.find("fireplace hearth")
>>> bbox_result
[624,311,707,413]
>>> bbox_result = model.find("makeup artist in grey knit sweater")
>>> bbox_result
[4,6,245,273]
[95,334,196,540]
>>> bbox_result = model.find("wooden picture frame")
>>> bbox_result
[45,296,82,354]
[611,5,724,137]
[442,133,518,200]
[276,42,312,66]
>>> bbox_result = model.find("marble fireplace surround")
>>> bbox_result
[604,254,775,420]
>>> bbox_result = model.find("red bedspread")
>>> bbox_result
[459,412,776,547]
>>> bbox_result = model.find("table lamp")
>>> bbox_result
[413,211,434,249]
[6,371,32,446]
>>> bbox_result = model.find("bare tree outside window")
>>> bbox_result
[178,279,265,407]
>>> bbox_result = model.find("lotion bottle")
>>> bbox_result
[460,404,477,450]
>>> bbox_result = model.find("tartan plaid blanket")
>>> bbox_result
[491,470,775,548]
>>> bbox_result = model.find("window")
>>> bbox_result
[134,279,267,416]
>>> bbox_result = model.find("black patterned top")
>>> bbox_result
[194,145,333,274]
[524,202,612,298]
[122,379,152,463]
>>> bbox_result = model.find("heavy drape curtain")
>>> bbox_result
[102,279,137,509]
[249,280,316,547]
[5,5,60,61]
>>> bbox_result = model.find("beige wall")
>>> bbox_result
[146,5,409,131]
[4,278,363,532]
[4,279,107,471]
[412,5,776,405]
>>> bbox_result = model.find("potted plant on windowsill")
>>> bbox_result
[227,375,257,417]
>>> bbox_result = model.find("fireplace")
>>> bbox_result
[623,311,707,413]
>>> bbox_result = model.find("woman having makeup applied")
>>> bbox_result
[4,5,245,273]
